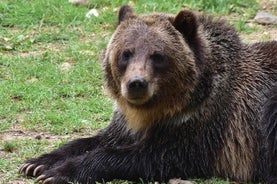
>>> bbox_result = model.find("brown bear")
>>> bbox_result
[19,5,277,184]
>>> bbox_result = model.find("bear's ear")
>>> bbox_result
[118,5,135,24]
[173,10,198,40]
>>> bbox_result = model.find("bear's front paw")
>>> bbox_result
[33,160,82,184]
[19,153,65,177]
[34,163,80,184]
[35,171,69,184]
[19,159,48,177]
[35,174,55,184]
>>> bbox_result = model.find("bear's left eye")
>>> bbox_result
[150,52,168,70]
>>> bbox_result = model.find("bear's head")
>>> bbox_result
[102,6,201,131]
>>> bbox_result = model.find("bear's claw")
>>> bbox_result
[35,175,55,184]
[25,164,35,175]
[43,177,55,184]
[19,163,34,175]
[35,174,47,182]
[33,165,45,176]
[19,163,29,174]
[19,163,46,177]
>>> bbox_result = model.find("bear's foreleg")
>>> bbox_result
[19,135,102,177]
[33,141,181,184]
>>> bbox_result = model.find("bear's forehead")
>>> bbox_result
[119,25,169,52]
[118,13,174,33]
[111,13,185,54]
[117,16,175,44]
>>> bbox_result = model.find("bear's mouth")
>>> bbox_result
[126,95,150,106]
[125,87,153,106]
[125,95,158,109]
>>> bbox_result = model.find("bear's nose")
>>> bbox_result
[127,77,148,93]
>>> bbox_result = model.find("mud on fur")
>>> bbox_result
[19,5,277,184]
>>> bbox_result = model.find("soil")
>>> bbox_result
[242,26,277,43]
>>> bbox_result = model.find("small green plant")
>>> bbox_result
[260,32,272,41]
[3,141,16,153]
[234,19,258,33]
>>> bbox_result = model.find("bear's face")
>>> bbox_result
[102,6,199,130]
[112,19,174,106]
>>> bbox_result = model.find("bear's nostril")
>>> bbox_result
[127,77,148,91]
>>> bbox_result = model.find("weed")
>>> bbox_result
[3,141,16,153]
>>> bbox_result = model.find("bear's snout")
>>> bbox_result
[127,77,148,99]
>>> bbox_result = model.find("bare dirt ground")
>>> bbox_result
[242,26,277,42]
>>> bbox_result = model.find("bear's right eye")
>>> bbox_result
[122,50,132,61]
[118,50,133,70]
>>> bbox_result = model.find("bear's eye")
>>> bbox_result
[118,50,133,70]
[122,50,133,61]
[150,52,168,70]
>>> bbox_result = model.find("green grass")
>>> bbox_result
[0,0,265,183]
